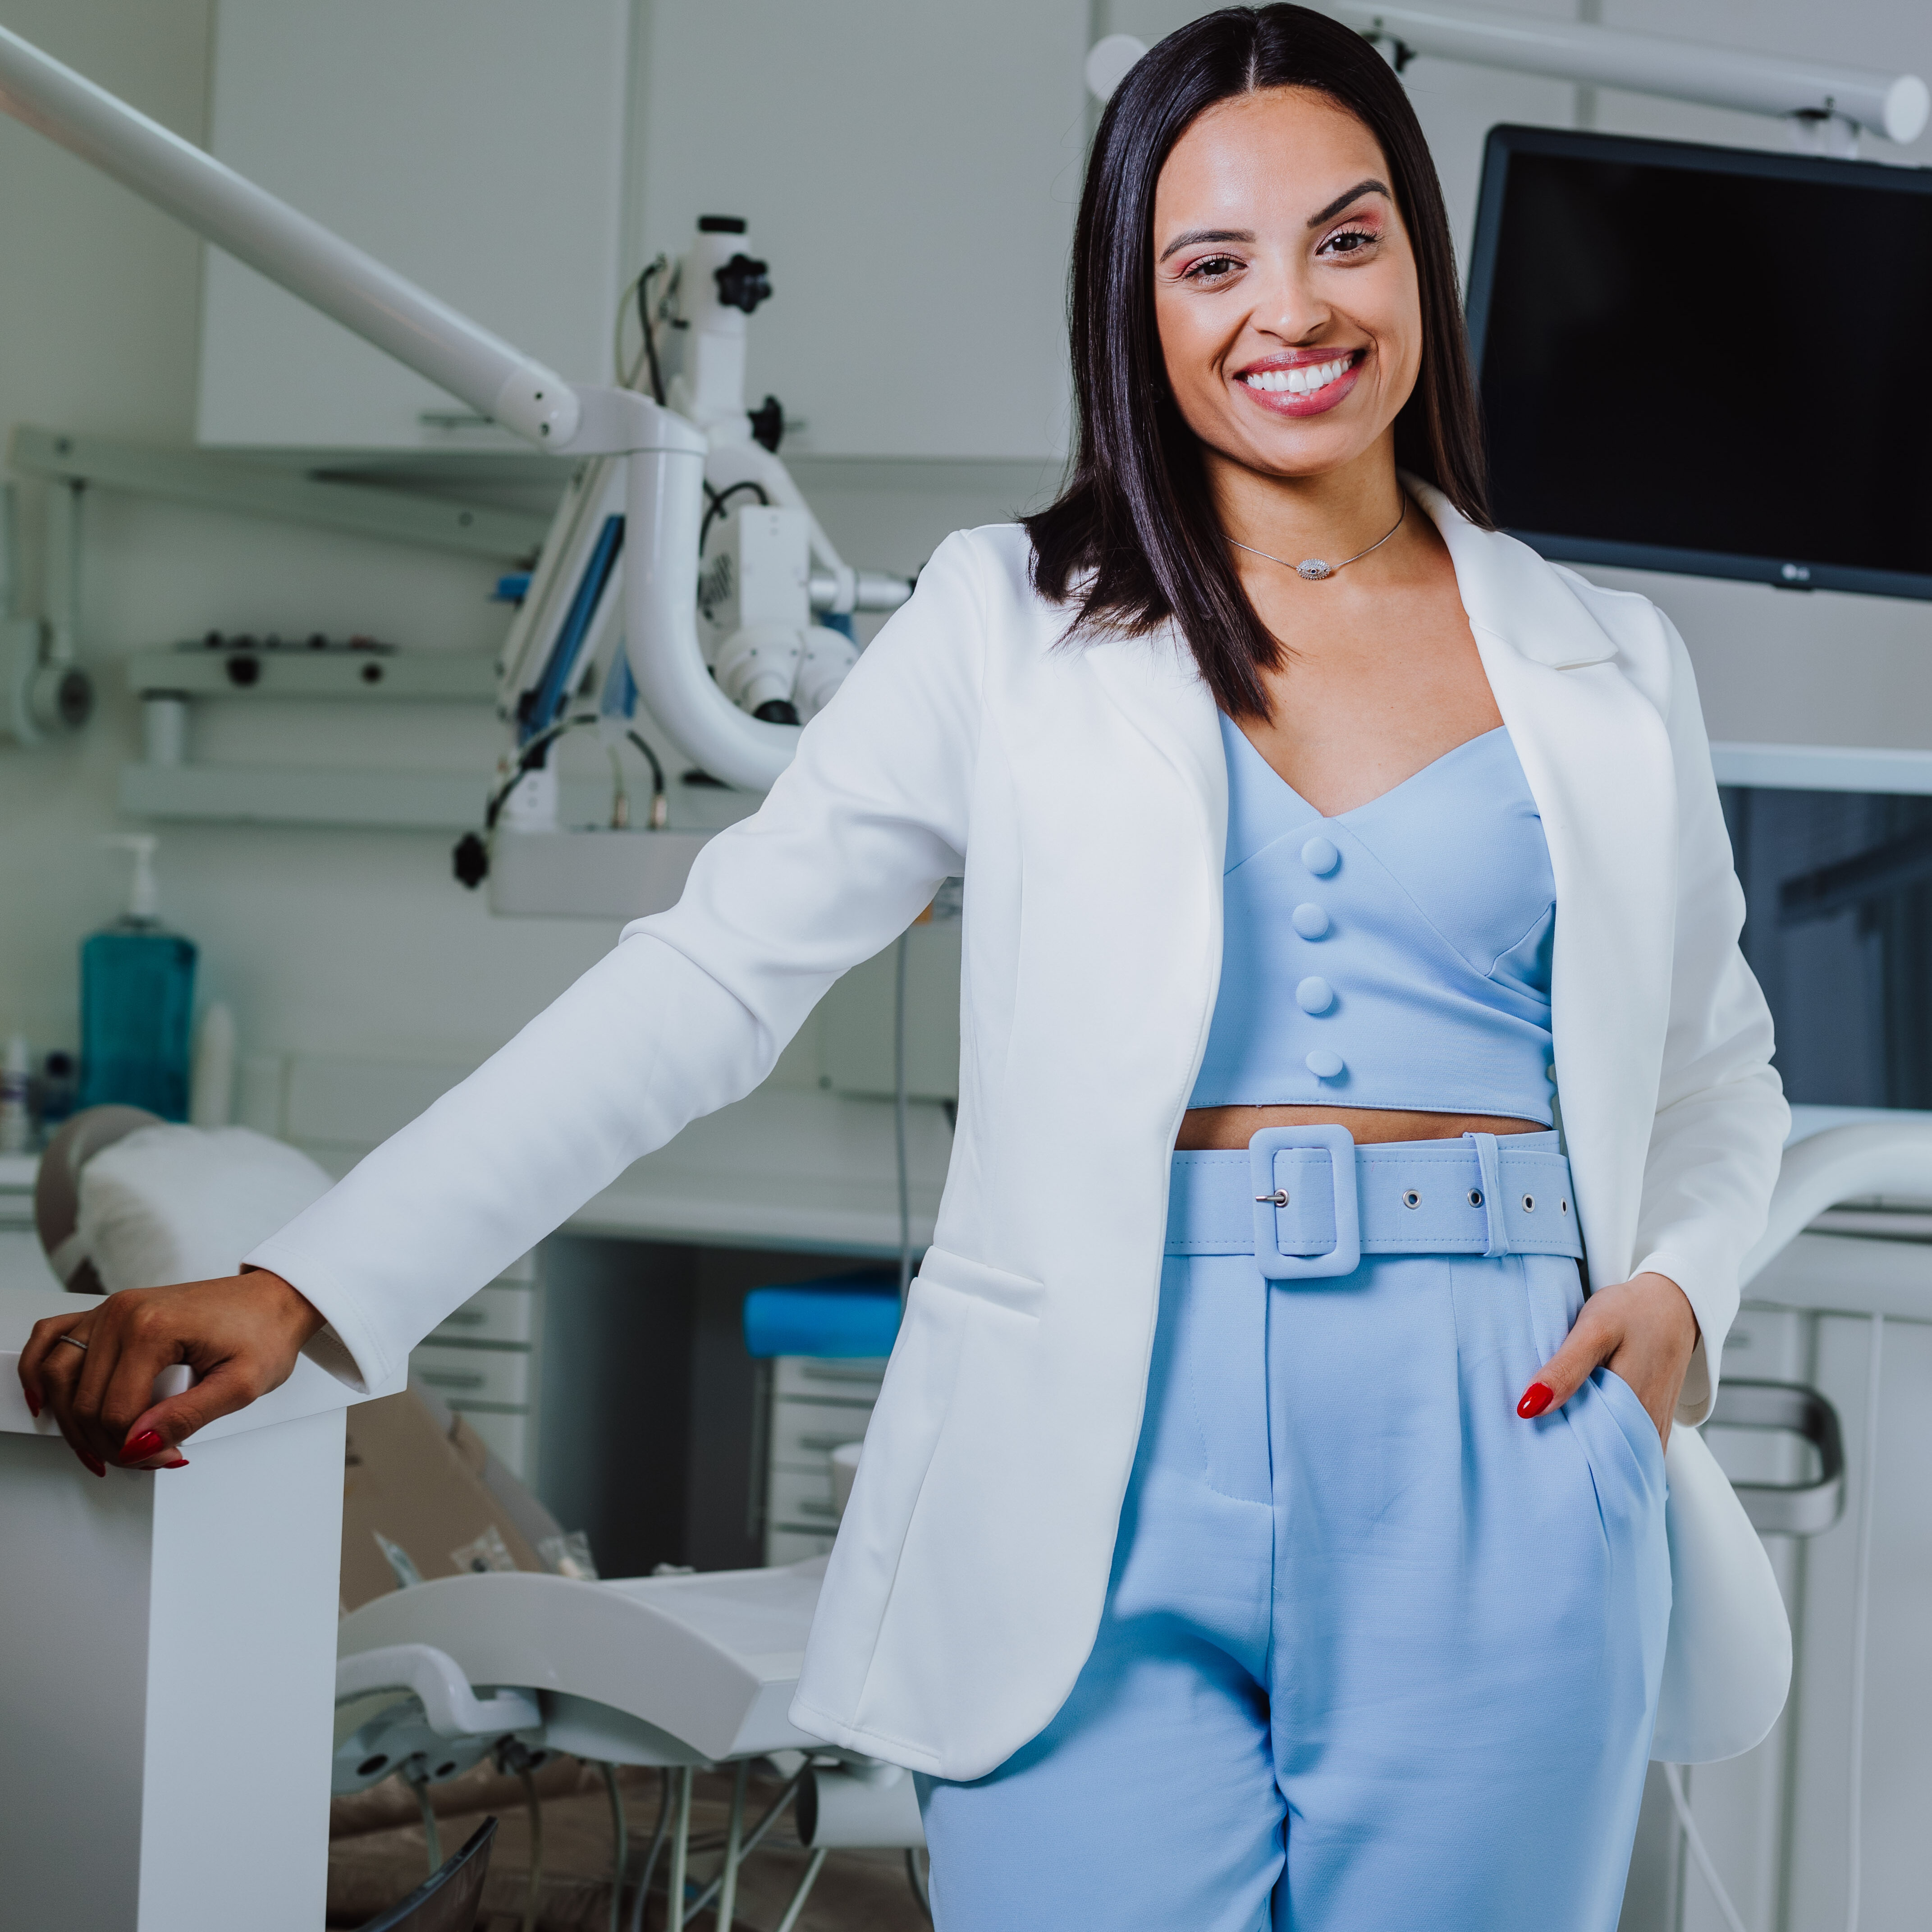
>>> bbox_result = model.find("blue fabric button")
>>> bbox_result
[1292,902,1329,940]
[1305,1049,1345,1079]
[1300,833,1340,876]
[1296,976,1333,1015]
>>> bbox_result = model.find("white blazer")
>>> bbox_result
[250,482,1790,1782]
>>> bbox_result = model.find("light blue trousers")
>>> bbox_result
[919,1227,1671,1930]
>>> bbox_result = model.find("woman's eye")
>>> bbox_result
[1185,254,1242,281]
[1319,226,1379,257]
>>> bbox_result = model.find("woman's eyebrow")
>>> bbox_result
[1307,179,1390,227]
[1157,226,1254,263]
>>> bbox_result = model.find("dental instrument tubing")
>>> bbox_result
[0,26,579,446]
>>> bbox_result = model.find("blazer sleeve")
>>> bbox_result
[1629,610,1789,1425]
[244,530,991,1392]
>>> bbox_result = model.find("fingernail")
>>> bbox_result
[1517,1382,1555,1419]
[161,1456,189,1470]
[24,1389,39,1419]
[82,1452,106,1478]
[121,1429,165,1463]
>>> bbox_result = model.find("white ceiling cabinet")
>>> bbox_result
[631,0,1090,460]
[196,0,633,449]
[196,0,1089,459]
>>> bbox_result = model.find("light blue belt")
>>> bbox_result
[1167,1126,1581,1280]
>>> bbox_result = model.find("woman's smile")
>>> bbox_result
[1234,346,1365,417]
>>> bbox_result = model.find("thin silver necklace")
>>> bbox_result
[1227,493,1407,581]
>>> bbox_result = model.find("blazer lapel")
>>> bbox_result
[1417,483,1678,1285]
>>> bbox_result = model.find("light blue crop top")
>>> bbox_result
[1189,715,1558,1123]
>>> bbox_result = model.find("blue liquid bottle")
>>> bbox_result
[78,835,197,1122]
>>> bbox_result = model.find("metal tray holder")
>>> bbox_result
[1708,1378,1845,1537]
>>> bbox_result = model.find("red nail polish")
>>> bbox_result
[82,1453,106,1478]
[122,1429,165,1463]
[162,1458,189,1470]
[1517,1382,1555,1419]
[24,1389,39,1419]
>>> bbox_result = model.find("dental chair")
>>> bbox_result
[333,1558,926,1931]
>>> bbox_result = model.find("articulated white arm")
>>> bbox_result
[1329,5,1928,145]
[0,24,803,789]
[0,27,581,446]
[1740,1120,1932,1287]
[335,1642,541,1741]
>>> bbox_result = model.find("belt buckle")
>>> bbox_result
[1249,1124,1360,1281]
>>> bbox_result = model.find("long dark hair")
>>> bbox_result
[1025,5,1491,719]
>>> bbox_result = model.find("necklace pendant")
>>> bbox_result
[1296,559,1331,581]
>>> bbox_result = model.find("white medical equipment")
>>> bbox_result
[0,28,906,829]
[1088,8,1929,155]
[333,1557,927,1930]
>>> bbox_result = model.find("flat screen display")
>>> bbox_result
[1724,783,1932,1107]
[1467,126,1932,600]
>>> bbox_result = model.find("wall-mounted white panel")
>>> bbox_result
[197,0,631,448]
[635,0,1090,460]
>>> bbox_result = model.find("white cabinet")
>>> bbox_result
[407,1250,543,1481]
[197,0,632,448]
[762,1353,885,1564]
[632,0,1090,460]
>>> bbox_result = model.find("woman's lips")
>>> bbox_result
[1235,351,1363,418]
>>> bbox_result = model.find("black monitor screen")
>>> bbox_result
[1467,126,1932,600]
[1725,784,1932,1108]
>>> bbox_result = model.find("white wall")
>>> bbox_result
[4,0,1932,1072]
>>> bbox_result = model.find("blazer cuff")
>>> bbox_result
[1634,1246,1727,1426]
[242,1239,389,1396]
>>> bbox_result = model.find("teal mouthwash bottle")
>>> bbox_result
[77,835,197,1121]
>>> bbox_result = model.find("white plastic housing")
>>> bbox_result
[798,1764,927,1850]
[795,627,861,723]
[716,624,805,716]
[667,229,757,443]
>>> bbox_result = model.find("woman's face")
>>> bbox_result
[1151,87,1422,483]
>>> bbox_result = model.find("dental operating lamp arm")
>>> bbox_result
[1328,4,1929,145]
[1740,1120,1932,1287]
[0,24,800,791]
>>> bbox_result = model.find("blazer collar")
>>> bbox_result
[1405,476,1618,671]
[1077,474,1618,817]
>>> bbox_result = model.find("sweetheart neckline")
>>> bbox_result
[1222,719,1511,823]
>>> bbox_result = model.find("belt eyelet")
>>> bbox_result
[1467,1188,1483,1207]
[1402,1189,1420,1209]
[1254,1189,1289,1208]
[1522,1194,1536,1212]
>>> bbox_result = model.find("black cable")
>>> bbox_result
[699,478,770,557]
[636,257,668,406]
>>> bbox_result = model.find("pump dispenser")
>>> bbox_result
[78,834,197,1120]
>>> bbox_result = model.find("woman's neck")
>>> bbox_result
[1204,437,1406,567]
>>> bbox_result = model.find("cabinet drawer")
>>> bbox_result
[453,1407,530,1479]
[772,1398,871,1470]
[769,1461,841,1529]
[428,1285,535,1346]
[411,1344,530,1407]
[766,1527,837,1566]
[774,1356,887,1401]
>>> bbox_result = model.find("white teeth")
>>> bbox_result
[1244,356,1351,397]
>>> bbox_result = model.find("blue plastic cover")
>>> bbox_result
[743,1275,901,1358]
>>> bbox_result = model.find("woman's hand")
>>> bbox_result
[17,1271,326,1476]
[1516,1272,1698,1452]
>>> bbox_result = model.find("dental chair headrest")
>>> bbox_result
[37,1107,333,1297]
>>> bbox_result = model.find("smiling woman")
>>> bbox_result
[20,9,1787,1931]
[1026,8,1488,723]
